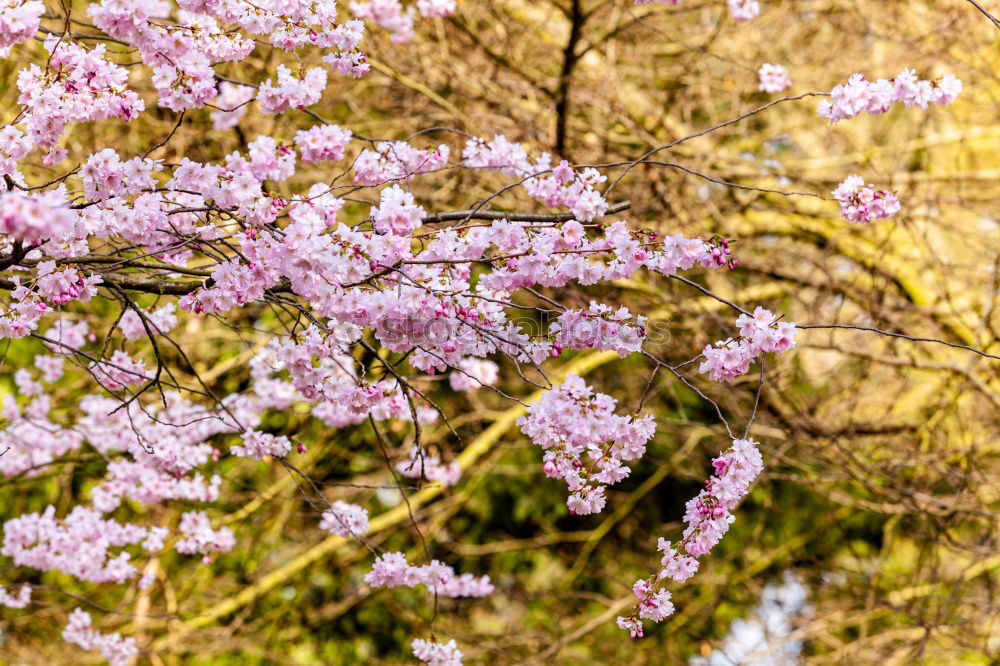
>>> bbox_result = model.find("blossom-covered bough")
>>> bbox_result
[0,0,995,663]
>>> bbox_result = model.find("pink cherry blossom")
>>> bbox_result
[758,63,791,93]
[257,65,328,114]
[832,175,901,224]
[175,511,236,556]
[351,0,416,43]
[365,551,493,598]
[550,303,647,358]
[0,124,32,180]
[230,429,292,460]
[354,140,450,185]
[0,584,31,608]
[81,149,161,201]
[819,70,961,123]
[728,0,760,21]
[416,0,456,18]
[210,82,256,130]
[15,39,144,148]
[118,303,177,339]
[412,638,464,666]
[617,438,764,637]
[449,358,500,391]
[295,124,353,162]
[0,0,43,50]
[699,307,797,382]
[372,185,427,235]
[2,505,160,583]
[63,609,138,666]
[0,190,76,243]
[320,500,370,537]
[517,375,656,515]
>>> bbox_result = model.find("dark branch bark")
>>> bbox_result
[421,199,629,223]
[554,0,585,157]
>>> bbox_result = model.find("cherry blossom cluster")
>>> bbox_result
[35,263,102,305]
[230,429,292,460]
[1,346,236,515]
[626,580,675,631]
[84,0,368,113]
[0,390,76,477]
[75,390,228,511]
[15,38,144,158]
[680,438,765,556]
[169,0,363,53]
[728,0,760,21]
[246,326,437,428]
[323,49,372,78]
[354,140,450,185]
[415,0,457,18]
[167,136,301,221]
[0,190,75,243]
[63,609,139,666]
[351,0,456,43]
[373,185,427,235]
[1,382,78,476]
[90,350,149,390]
[397,447,462,486]
[149,60,219,113]
[2,127,740,390]
[210,82,256,130]
[240,327,440,437]
[1,505,166,583]
[81,149,161,202]
[449,358,500,392]
[758,63,791,93]
[296,124,353,163]
[118,303,177,339]
[525,160,609,222]
[93,457,222,515]
[320,500,371,537]
[472,221,730,299]
[699,307,796,382]
[617,438,764,638]
[351,0,418,43]
[551,303,647,358]
[832,175,901,224]
[818,70,962,123]
[0,125,32,180]
[517,375,656,515]
[412,638,464,666]
[462,138,609,221]
[0,584,31,608]
[88,0,253,112]
[175,511,236,557]
[155,159,735,391]
[365,551,494,598]
[35,353,63,379]
[0,333,379,604]
[258,66,329,114]
[0,0,42,52]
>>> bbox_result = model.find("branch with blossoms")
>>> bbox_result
[0,0,996,664]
